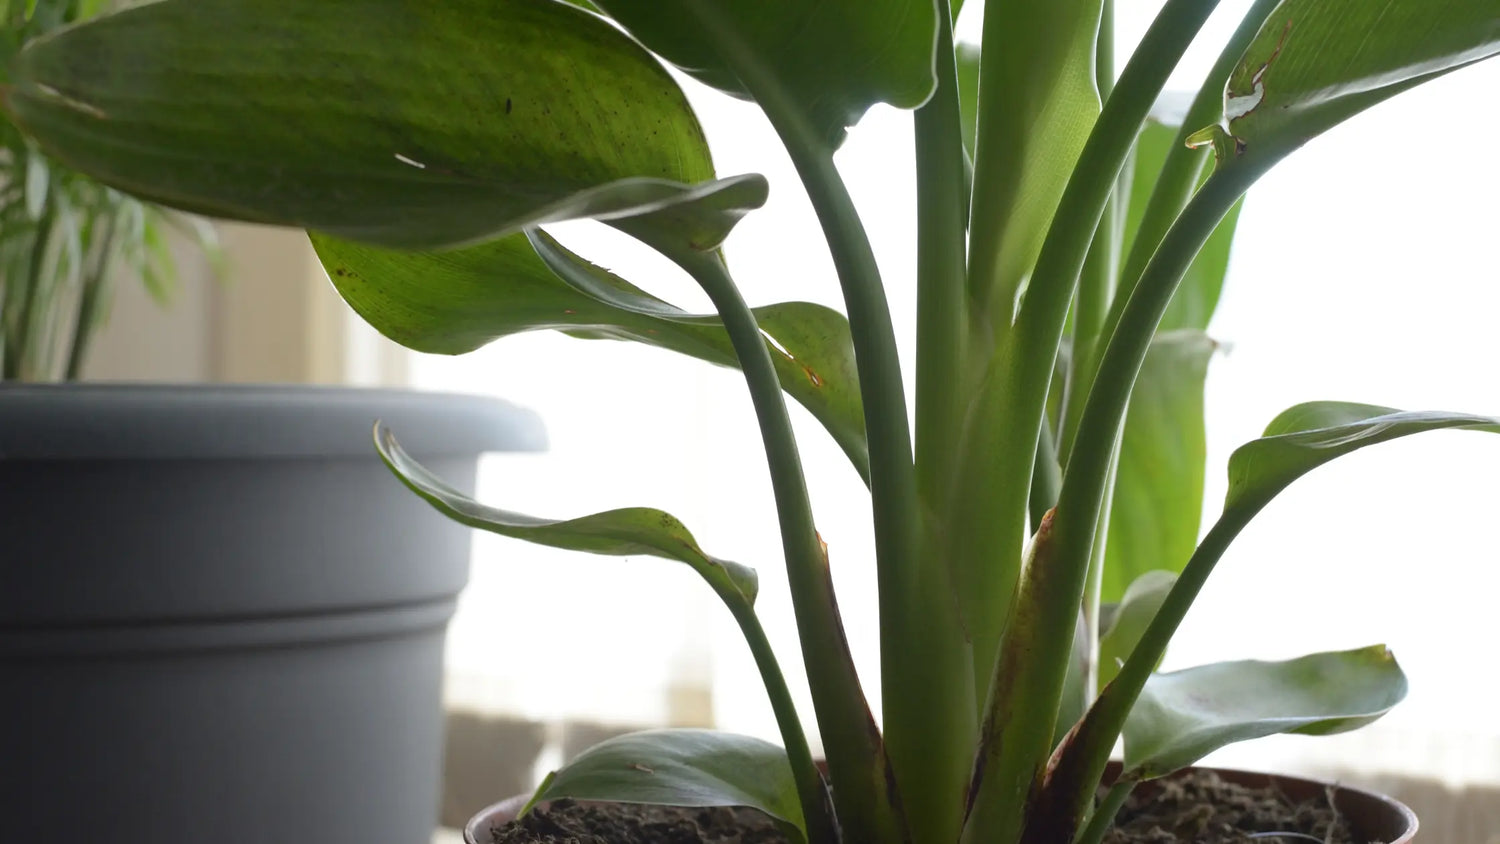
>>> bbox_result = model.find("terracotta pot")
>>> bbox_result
[463,765,1417,843]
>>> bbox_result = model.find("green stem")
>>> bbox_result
[4,190,55,380]
[902,8,981,844]
[1030,421,1063,532]
[674,5,928,842]
[1064,201,1120,459]
[724,599,837,844]
[961,3,1223,842]
[1096,0,1116,101]
[1019,162,1264,843]
[1107,0,1281,340]
[1079,440,1120,704]
[1075,780,1133,844]
[65,207,118,379]
[647,238,900,844]
[915,8,970,522]
[1065,0,1275,457]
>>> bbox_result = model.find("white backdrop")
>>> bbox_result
[420,0,1500,788]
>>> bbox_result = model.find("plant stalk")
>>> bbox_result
[1079,438,1120,704]
[961,3,1224,841]
[723,599,837,844]
[644,237,896,844]
[1019,161,1264,843]
[904,6,981,844]
[1030,421,1063,532]
[1105,0,1281,344]
[915,5,970,519]
[1062,0,1274,457]
[674,5,931,842]
[1074,779,1133,844]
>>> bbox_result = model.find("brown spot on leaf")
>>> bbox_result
[803,365,824,387]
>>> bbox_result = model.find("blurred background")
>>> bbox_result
[44,0,1500,839]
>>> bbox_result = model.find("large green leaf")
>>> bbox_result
[1098,569,1176,690]
[1122,646,1407,779]
[589,0,938,148]
[526,729,807,843]
[1227,402,1500,512]
[5,0,729,249]
[1123,105,1241,333]
[1220,0,1500,167]
[317,230,868,481]
[967,0,1102,316]
[1101,331,1215,602]
[375,423,760,604]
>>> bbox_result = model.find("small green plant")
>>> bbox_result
[7,1,1496,841]
[0,0,217,381]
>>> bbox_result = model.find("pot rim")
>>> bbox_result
[462,765,1417,844]
[0,382,545,459]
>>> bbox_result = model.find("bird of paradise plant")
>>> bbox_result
[7,0,1498,841]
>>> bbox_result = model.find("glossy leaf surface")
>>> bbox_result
[1223,0,1500,166]
[968,0,1102,313]
[1123,646,1407,779]
[6,0,722,249]
[1227,402,1500,512]
[318,230,868,481]
[527,729,806,842]
[375,423,759,603]
[1098,570,1176,689]
[1102,331,1215,602]
[589,0,938,147]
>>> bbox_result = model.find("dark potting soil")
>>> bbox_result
[486,770,1358,843]
[486,798,792,844]
[1102,769,1359,844]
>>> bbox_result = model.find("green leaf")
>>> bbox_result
[968,0,1102,315]
[374,423,760,604]
[317,231,869,482]
[5,0,724,249]
[1221,0,1500,168]
[1098,570,1176,689]
[589,0,938,148]
[1227,402,1500,513]
[1122,646,1408,779]
[1102,331,1215,602]
[1123,106,1241,333]
[527,728,807,843]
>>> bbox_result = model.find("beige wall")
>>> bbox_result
[82,223,405,386]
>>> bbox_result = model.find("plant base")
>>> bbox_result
[465,765,1416,844]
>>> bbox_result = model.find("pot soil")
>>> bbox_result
[1,384,544,844]
[465,766,1416,844]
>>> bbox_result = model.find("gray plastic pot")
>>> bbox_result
[0,384,545,844]
[463,764,1417,843]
